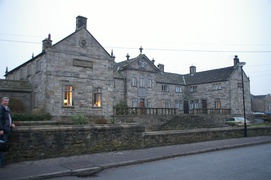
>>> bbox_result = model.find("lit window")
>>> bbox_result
[215,98,221,109]
[64,85,73,106]
[93,87,102,107]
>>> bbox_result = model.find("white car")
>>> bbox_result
[225,117,251,127]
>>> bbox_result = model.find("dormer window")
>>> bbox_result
[162,85,169,92]
[190,86,197,93]
[212,83,222,90]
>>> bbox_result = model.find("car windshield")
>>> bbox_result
[236,117,245,121]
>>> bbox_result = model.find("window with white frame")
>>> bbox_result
[131,76,137,87]
[175,100,183,110]
[194,100,199,109]
[93,87,102,107]
[162,100,170,108]
[175,86,182,93]
[63,85,73,107]
[132,98,138,108]
[146,99,152,108]
[189,100,194,109]
[212,83,222,90]
[147,78,152,88]
[139,75,145,87]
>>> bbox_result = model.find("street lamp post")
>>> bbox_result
[238,62,247,137]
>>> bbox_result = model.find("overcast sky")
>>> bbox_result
[0,0,270,95]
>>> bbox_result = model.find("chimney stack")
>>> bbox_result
[76,16,87,30]
[42,34,52,51]
[190,65,196,74]
[157,64,164,72]
[233,55,239,66]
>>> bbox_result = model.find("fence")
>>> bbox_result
[113,107,177,116]
[193,108,231,115]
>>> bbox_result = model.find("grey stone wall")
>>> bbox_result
[5,124,271,163]
[113,114,232,131]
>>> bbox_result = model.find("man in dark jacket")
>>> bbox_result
[0,97,15,167]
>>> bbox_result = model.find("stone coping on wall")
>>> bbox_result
[145,127,237,135]
[14,123,145,132]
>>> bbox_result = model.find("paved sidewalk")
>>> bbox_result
[1,136,271,180]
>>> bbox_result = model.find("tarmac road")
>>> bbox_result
[51,143,271,180]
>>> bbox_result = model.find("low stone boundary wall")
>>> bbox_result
[6,124,271,163]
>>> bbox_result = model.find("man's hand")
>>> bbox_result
[0,130,4,135]
[11,124,16,128]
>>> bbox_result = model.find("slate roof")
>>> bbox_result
[155,72,185,85]
[251,95,268,99]
[0,79,32,92]
[183,66,235,85]
[114,55,236,85]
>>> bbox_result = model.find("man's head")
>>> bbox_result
[1,97,9,106]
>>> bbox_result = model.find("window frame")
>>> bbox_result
[93,87,102,107]
[63,85,73,107]
[162,84,169,92]
[131,76,137,87]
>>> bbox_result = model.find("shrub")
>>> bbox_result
[12,113,52,121]
[95,118,108,124]
[114,99,128,115]
[72,114,88,125]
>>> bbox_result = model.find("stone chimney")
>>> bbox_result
[158,64,164,72]
[190,65,196,74]
[42,34,52,51]
[233,55,239,66]
[76,16,87,30]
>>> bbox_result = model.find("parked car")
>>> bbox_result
[225,117,251,127]
[253,112,265,115]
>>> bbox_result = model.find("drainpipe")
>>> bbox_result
[117,67,127,105]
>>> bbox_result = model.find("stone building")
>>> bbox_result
[4,16,251,117]
[251,94,271,113]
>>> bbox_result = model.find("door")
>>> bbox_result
[202,100,207,114]
[140,99,145,115]
[184,101,189,114]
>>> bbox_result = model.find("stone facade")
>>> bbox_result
[0,79,32,113]
[4,16,251,117]
[251,94,271,113]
